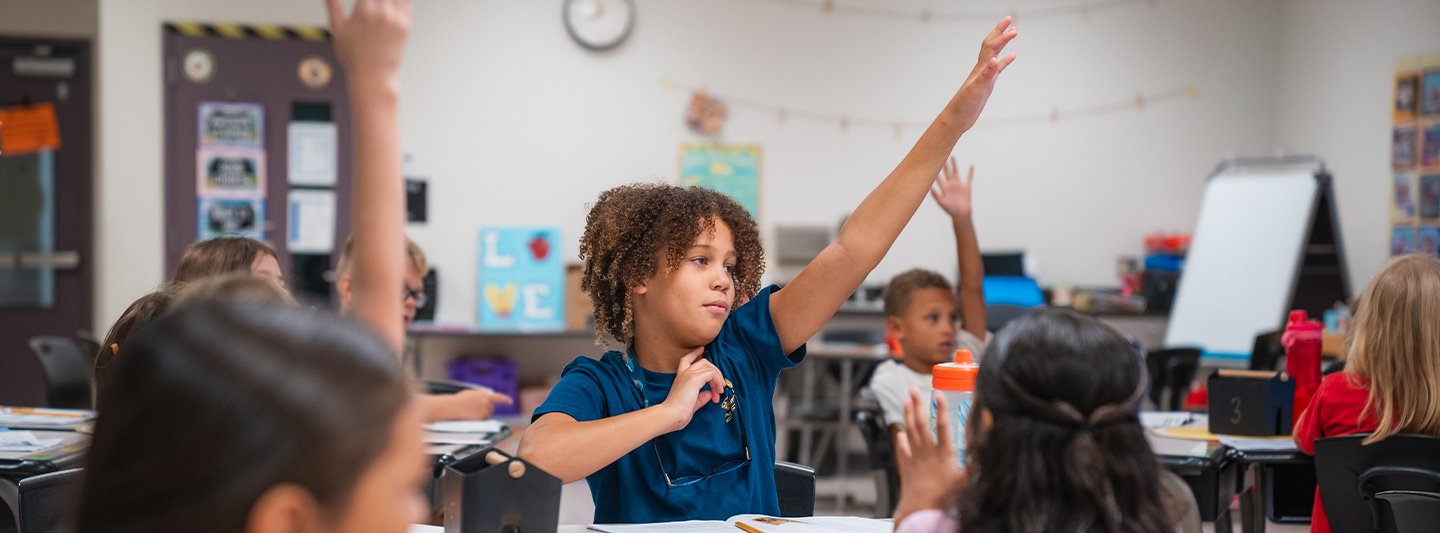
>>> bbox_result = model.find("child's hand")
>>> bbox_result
[661,347,726,431]
[930,156,974,219]
[894,387,969,517]
[421,389,515,422]
[948,17,1018,132]
[326,0,411,85]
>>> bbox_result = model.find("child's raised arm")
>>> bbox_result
[326,0,411,354]
[931,159,987,340]
[770,18,1016,353]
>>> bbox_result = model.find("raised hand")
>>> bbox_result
[948,17,1018,132]
[326,0,412,85]
[893,387,969,521]
[930,156,974,219]
[661,347,726,431]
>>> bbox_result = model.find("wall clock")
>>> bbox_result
[563,0,635,51]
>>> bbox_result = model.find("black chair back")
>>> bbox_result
[1314,434,1440,533]
[774,460,815,517]
[1375,491,1440,533]
[854,405,899,516]
[985,304,1032,333]
[27,337,92,409]
[17,468,84,533]
[1248,330,1284,371]
[1145,348,1200,411]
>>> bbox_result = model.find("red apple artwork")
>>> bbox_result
[530,233,551,261]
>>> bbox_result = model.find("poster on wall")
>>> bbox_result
[196,148,265,197]
[678,143,762,221]
[1397,74,1420,122]
[1393,226,1415,256]
[287,122,337,186]
[1423,122,1440,168]
[477,227,565,331]
[198,196,265,240]
[1419,226,1440,257]
[1394,124,1418,170]
[1395,173,1415,220]
[1421,174,1440,219]
[287,189,336,253]
[198,102,264,148]
[1422,70,1440,116]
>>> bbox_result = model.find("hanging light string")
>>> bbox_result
[745,0,1159,23]
[665,79,1198,135]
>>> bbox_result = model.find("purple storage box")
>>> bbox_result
[447,357,519,416]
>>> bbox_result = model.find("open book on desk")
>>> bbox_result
[589,515,892,533]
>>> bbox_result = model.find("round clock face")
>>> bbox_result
[563,0,635,51]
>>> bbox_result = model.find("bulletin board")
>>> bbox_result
[162,22,352,300]
[1391,52,1440,256]
[678,143,762,223]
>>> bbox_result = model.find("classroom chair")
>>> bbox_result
[27,337,92,410]
[774,461,816,517]
[1314,434,1440,533]
[15,468,83,533]
[853,401,899,517]
[1145,348,1200,411]
[985,304,1033,333]
[1374,491,1440,533]
[1248,330,1284,371]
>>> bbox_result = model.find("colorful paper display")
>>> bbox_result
[477,227,565,331]
[679,143,762,221]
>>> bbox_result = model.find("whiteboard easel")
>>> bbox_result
[1164,156,1351,365]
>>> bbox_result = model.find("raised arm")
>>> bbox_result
[326,0,411,354]
[770,18,1017,353]
[931,159,987,340]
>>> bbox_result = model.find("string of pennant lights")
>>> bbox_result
[746,0,1160,23]
[667,79,1200,136]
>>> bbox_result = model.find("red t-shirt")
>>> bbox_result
[1294,372,1379,533]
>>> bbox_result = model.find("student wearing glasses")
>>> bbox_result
[334,234,514,421]
[517,18,1018,523]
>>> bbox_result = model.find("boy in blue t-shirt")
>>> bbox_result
[518,18,1018,524]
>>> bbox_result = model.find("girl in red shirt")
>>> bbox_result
[1295,253,1440,533]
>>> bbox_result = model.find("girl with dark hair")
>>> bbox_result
[76,302,427,533]
[892,309,1199,533]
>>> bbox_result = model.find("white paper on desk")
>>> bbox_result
[408,525,443,533]
[425,420,504,433]
[287,122,337,186]
[0,430,65,452]
[1140,411,1194,430]
[424,434,492,446]
[1218,435,1299,452]
[286,189,336,254]
[728,515,892,533]
[590,521,737,533]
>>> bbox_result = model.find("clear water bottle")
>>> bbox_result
[931,361,979,468]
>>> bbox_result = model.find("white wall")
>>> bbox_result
[80,0,1335,328]
[1275,0,1440,290]
[401,0,1284,324]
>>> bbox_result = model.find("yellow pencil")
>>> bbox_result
[4,407,86,417]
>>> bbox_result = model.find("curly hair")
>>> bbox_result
[579,183,765,346]
[882,268,955,317]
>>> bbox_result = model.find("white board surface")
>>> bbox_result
[1164,171,1317,360]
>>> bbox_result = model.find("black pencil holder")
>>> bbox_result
[442,447,561,533]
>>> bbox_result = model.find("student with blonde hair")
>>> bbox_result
[1295,253,1440,533]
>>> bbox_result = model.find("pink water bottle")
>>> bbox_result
[1282,310,1323,425]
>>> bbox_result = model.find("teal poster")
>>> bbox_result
[679,143,761,220]
[477,227,564,331]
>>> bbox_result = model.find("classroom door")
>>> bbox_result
[0,37,95,407]
[162,23,353,305]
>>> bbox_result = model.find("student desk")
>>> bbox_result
[779,342,890,514]
[1224,448,1313,533]
[0,428,90,529]
[1150,432,1237,524]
